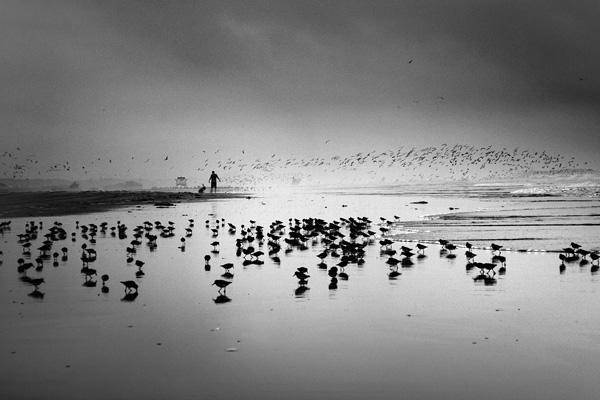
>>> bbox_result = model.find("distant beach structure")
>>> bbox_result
[175,176,187,188]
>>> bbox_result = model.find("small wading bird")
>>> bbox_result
[212,279,231,294]
[121,280,138,293]
[5,208,592,304]
[28,277,45,290]
[491,243,503,255]
[465,250,477,262]
[101,274,109,293]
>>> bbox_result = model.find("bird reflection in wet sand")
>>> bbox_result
[28,289,45,298]
[101,274,110,293]
[213,294,232,304]
[134,260,145,277]
[328,277,338,290]
[294,267,310,296]
[388,269,401,279]
[295,285,310,297]
[559,254,567,273]
[23,277,45,298]
[221,263,234,278]
[477,262,497,276]
[121,292,139,302]
[83,275,97,287]
[121,280,138,293]
[28,277,44,290]
[492,254,506,266]
[473,273,497,286]
[416,243,427,257]
[444,243,457,259]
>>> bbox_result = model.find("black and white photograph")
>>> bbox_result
[1,1,599,399]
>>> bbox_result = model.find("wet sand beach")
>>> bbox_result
[1,186,599,400]
[0,190,251,218]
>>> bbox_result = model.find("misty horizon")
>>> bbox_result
[2,0,599,186]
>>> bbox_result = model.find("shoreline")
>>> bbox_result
[0,190,252,218]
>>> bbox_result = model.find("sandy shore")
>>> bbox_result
[0,190,252,218]
[1,188,598,400]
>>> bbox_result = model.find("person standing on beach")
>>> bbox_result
[209,171,221,193]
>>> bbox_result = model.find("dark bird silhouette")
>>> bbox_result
[293,271,310,281]
[135,260,145,277]
[28,278,45,290]
[221,263,234,272]
[465,251,477,261]
[121,280,138,293]
[212,279,231,294]
[491,243,503,254]
[389,270,401,279]
[101,274,109,293]
[329,277,338,290]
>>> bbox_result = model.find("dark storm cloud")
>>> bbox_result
[89,0,600,106]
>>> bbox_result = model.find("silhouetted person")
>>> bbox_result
[209,171,221,193]
[198,184,206,193]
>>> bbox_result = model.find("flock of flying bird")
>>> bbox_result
[0,144,592,187]
[2,213,598,302]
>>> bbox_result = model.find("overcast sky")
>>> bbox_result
[1,0,599,180]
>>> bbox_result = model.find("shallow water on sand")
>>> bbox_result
[397,196,600,252]
[1,186,599,400]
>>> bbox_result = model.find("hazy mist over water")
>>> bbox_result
[1,1,600,185]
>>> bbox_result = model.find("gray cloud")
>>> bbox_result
[1,0,598,179]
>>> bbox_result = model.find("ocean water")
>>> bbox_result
[1,184,599,400]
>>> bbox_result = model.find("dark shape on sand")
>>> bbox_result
[28,289,45,299]
[83,278,97,287]
[121,292,139,302]
[213,294,231,304]
[389,270,401,279]
[295,285,310,297]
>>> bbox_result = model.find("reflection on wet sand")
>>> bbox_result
[121,292,139,302]
[1,187,599,400]
[213,294,232,304]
